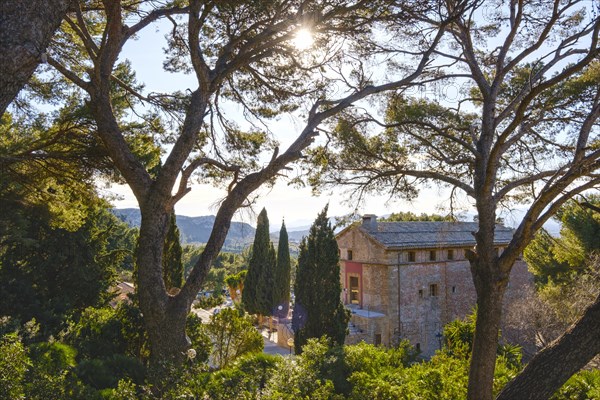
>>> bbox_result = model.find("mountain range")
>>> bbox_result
[111,208,309,249]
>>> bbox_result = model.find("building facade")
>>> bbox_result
[336,215,532,357]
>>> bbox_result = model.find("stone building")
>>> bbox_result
[336,215,532,357]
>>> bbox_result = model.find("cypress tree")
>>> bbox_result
[292,205,349,353]
[163,212,184,291]
[243,208,275,316]
[273,220,291,319]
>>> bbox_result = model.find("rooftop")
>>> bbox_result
[356,218,514,250]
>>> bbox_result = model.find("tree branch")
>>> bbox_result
[496,292,600,400]
[171,157,241,205]
[121,4,189,46]
[47,55,90,91]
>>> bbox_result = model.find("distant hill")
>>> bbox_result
[112,209,358,252]
[112,208,256,249]
[270,229,309,244]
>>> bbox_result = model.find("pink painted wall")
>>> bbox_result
[344,261,363,306]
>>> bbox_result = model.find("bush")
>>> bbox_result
[75,354,145,390]
[99,379,138,400]
[205,307,263,369]
[185,313,211,364]
[24,342,78,400]
[262,337,342,399]
[0,333,30,400]
[28,342,77,372]
[200,353,280,400]
[344,340,416,374]
[65,307,128,360]
[65,303,148,362]
[195,293,225,309]
[552,369,600,400]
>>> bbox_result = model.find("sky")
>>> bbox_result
[108,180,457,230]
[106,14,560,232]
[104,18,464,229]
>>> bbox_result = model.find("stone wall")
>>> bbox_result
[337,226,389,264]
[337,226,534,357]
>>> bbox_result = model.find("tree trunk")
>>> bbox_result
[466,193,509,400]
[467,282,505,400]
[0,0,70,114]
[136,207,190,366]
[496,293,600,400]
[145,298,190,365]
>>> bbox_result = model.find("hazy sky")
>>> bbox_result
[106,16,565,234]
[105,19,466,227]
[108,179,456,229]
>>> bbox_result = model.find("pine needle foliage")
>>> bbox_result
[243,208,276,317]
[163,212,184,291]
[273,220,291,319]
[292,205,349,353]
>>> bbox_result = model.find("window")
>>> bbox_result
[418,289,424,299]
[447,249,454,260]
[375,334,382,346]
[347,250,353,260]
[416,343,421,351]
[452,286,456,294]
[349,276,360,305]
[408,251,416,262]
[429,250,436,261]
[429,284,438,297]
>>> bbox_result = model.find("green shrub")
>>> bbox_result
[185,313,211,364]
[66,307,128,360]
[65,303,148,362]
[262,338,342,399]
[195,293,225,309]
[75,358,118,389]
[201,353,280,400]
[552,369,600,400]
[0,333,30,400]
[24,342,77,400]
[99,378,138,400]
[75,354,145,390]
[205,307,263,368]
[29,342,77,372]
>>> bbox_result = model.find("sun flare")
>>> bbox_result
[292,28,314,50]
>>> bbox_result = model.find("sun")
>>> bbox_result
[292,28,314,50]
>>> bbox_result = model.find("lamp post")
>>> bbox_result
[287,337,294,355]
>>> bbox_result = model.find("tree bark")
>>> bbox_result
[467,149,509,400]
[136,207,182,363]
[496,293,600,400]
[0,0,70,114]
[467,276,506,400]
[145,298,190,368]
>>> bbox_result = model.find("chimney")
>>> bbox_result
[362,214,377,231]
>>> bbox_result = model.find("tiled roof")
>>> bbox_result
[360,221,514,249]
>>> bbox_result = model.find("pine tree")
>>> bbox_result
[163,212,184,291]
[273,220,291,320]
[292,205,349,353]
[242,208,276,316]
[525,195,600,285]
